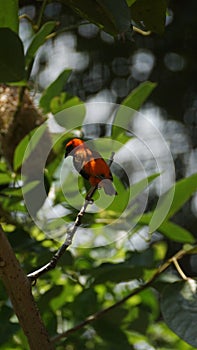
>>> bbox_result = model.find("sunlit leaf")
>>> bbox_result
[13,124,47,171]
[0,0,19,33]
[0,173,12,185]
[25,21,56,67]
[122,81,157,110]
[139,214,195,243]
[50,93,82,114]
[157,221,195,244]
[39,70,71,113]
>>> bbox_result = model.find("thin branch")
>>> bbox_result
[19,14,34,25]
[51,248,189,344]
[27,152,115,284]
[172,257,188,280]
[46,21,89,40]
[27,195,95,283]
[133,26,151,36]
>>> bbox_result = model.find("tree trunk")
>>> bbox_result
[0,226,54,350]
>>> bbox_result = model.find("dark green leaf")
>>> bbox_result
[0,0,19,33]
[128,307,150,333]
[72,289,98,320]
[39,70,71,113]
[64,0,131,36]
[161,280,197,347]
[25,21,56,67]
[0,28,25,82]
[131,0,168,34]
[0,305,20,344]
[94,309,131,350]
[38,285,63,312]
[90,260,143,285]
[7,228,36,252]
[97,0,131,33]
[126,248,155,269]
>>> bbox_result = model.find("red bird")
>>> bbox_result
[65,138,117,196]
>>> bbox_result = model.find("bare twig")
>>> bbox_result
[51,248,190,344]
[172,257,188,280]
[133,26,151,36]
[27,194,95,283]
[27,152,115,284]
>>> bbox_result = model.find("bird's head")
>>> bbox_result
[65,138,84,158]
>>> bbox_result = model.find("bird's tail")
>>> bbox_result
[99,179,117,196]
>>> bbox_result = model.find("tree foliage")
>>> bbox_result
[0,1,196,350]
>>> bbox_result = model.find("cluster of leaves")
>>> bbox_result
[0,0,168,84]
[1,83,197,349]
[0,1,197,350]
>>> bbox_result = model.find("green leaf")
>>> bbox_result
[112,81,156,139]
[95,311,131,350]
[72,289,98,320]
[157,221,195,244]
[13,124,47,171]
[1,181,40,197]
[0,0,19,33]
[0,28,25,82]
[149,186,175,233]
[50,93,82,114]
[64,0,131,35]
[25,21,56,68]
[0,305,19,345]
[139,214,195,244]
[122,81,157,110]
[131,0,168,34]
[39,69,71,113]
[90,260,143,285]
[161,280,197,348]
[166,173,197,220]
[96,0,131,33]
[126,248,155,269]
[126,0,137,5]
[130,173,160,202]
[0,173,12,185]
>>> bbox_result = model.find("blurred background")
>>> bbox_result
[19,0,197,241]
